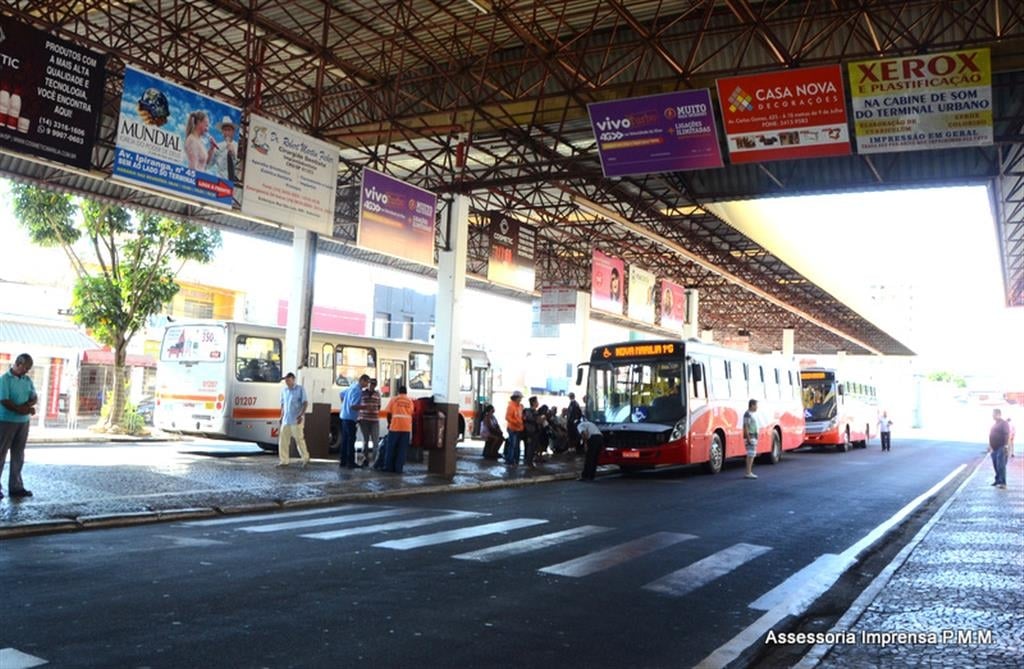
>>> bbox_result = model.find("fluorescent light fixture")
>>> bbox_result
[571,194,884,355]
[465,0,491,13]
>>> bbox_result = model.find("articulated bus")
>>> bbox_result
[800,368,877,451]
[154,321,491,449]
[581,340,805,474]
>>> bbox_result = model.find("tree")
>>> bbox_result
[12,184,220,430]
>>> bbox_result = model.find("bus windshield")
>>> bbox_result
[801,378,837,421]
[589,361,684,425]
[160,325,226,362]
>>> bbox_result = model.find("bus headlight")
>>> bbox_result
[671,421,685,441]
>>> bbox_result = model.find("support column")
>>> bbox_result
[683,289,699,339]
[700,329,715,343]
[431,195,469,479]
[284,230,317,376]
[782,328,795,357]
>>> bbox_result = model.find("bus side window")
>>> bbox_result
[409,352,432,390]
[461,357,473,392]
[236,335,282,383]
[321,343,333,369]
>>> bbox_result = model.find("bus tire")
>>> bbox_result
[328,416,342,454]
[458,415,466,442]
[761,430,782,465]
[856,425,870,449]
[705,433,725,475]
[838,428,851,452]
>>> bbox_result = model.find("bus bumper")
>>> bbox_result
[599,442,689,468]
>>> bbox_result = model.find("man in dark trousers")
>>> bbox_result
[566,392,583,452]
[577,416,604,481]
[989,408,1010,489]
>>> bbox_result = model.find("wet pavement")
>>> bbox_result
[0,438,585,537]
[798,454,1023,668]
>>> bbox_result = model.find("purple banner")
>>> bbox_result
[357,168,437,267]
[588,90,724,177]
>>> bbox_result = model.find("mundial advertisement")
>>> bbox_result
[716,65,851,163]
[848,48,992,154]
[587,89,724,177]
[113,66,241,208]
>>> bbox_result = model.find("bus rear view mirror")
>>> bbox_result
[575,363,588,386]
[690,363,703,383]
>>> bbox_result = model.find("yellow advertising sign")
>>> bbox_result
[847,48,992,154]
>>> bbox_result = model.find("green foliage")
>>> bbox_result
[122,401,145,435]
[927,371,966,388]
[11,184,79,247]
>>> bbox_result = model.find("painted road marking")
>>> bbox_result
[237,509,413,533]
[539,532,696,578]
[452,525,614,562]
[374,518,549,550]
[301,510,485,541]
[0,648,48,669]
[643,543,773,597]
[180,505,360,526]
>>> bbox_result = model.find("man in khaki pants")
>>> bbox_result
[278,372,310,467]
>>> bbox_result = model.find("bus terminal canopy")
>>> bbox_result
[2,1,1023,355]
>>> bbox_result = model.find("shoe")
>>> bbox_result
[991,481,998,486]
[276,463,289,468]
[744,473,758,479]
[997,484,1007,489]
[301,459,310,468]
[9,489,32,498]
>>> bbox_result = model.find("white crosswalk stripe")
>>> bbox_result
[452,525,613,562]
[300,510,485,541]
[374,518,549,550]
[180,505,360,526]
[539,532,697,577]
[643,542,772,597]
[238,508,414,533]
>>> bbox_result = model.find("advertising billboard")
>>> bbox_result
[627,266,656,324]
[357,168,437,267]
[587,89,723,177]
[591,249,625,315]
[487,215,537,292]
[716,65,850,163]
[848,48,992,154]
[0,15,107,169]
[113,67,241,208]
[659,280,687,330]
[241,114,340,234]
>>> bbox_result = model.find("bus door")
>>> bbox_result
[472,366,491,436]
[686,357,710,456]
[379,360,406,400]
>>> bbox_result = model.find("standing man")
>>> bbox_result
[278,372,310,468]
[743,399,759,480]
[577,417,604,481]
[988,409,1010,489]
[878,411,893,452]
[383,385,414,473]
[523,396,540,468]
[0,354,38,499]
[357,378,381,468]
[339,374,370,469]
[566,392,583,452]
[504,391,524,466]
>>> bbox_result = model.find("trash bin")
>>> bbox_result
[302,402,331,459]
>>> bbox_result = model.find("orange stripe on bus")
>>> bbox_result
[159,393,219,402]
[232,408,281,419]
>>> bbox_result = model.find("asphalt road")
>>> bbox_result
[1,438,982,669]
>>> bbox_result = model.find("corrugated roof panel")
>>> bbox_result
[0,319,98,351]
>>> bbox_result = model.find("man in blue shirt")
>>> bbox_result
[0,353,39,499]
[339,374,370,468]
[278,372,310,467]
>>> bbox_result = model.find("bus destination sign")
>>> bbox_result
[600,343,677,359]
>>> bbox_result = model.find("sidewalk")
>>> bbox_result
[0,439,588,538]
[798,454,1023,668]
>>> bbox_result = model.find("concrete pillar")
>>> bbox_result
[575,290,592,372]
[782,328,795,357]
[284,230,317,375]
[431,195,469,479]
[683,289,699,339]
[700,328,715,343]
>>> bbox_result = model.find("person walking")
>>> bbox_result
[878,411,893,452]
[339,374,370,469]
[357,378,381,467]
[504,391,524,466]
[743,399,759,480]
[479,405,503,460]
[383,385,415,473]
[566,392,583,452]
[0,353,38,499]
[988,409,1010,489]
[577,417,604,481]
[277,372,310,468]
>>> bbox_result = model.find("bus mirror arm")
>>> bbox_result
[575,363,589,386]
[690,363,703,383]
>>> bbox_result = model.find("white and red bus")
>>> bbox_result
[154,321,491,450]
[580,339,805,474]
[799,368,877,451]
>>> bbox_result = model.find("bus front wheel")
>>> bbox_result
[761,431,782,465]
[705,434,724,475]
[328,417,342,453]
[838,428,851,452]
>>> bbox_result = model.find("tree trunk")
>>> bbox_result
[104,339,129,430]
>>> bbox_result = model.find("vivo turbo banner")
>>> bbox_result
[716,65,851,163]
[627,265,656,325]
[587,90,724,177]
[0,15,107,169]
[591,249,625,315]
[241,114,340,234]
[114,67,241,208]
[487,215,537,292]
[357,168,437,267]
[848,48,992,154]
[659,280,686,330]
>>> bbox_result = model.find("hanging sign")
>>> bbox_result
[627,266,656,324]
[357,168,437,266]
[591,249,625,315]
[487,215,537,292]
[659,280,687,330]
